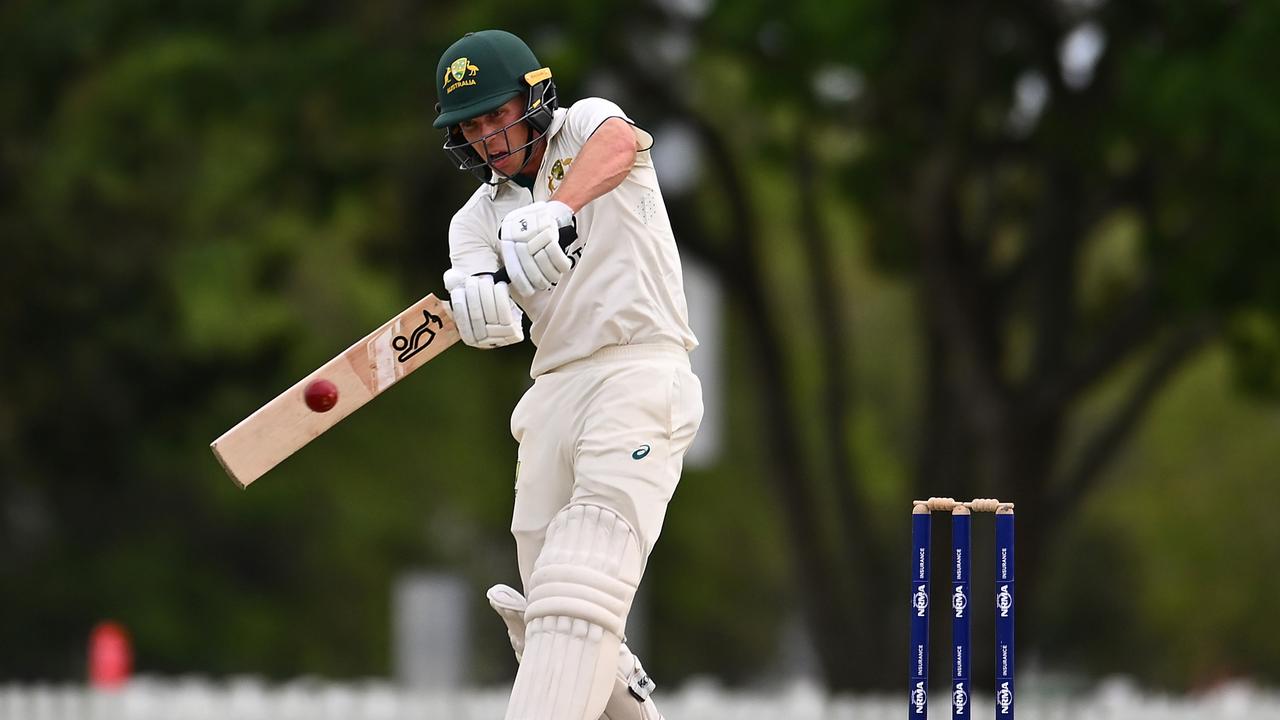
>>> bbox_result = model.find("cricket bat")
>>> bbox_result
[210,293,460,488]
[210,226,576,489]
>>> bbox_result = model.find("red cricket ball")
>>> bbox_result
[304,379,339,413]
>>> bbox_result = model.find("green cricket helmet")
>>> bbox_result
[433,30,557,183]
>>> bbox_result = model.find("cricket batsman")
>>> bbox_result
[433,29,703,720]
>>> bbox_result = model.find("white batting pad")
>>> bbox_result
[488,583,664,720]
[504,505,645,720]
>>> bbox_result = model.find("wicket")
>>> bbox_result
[910,498,1015,719]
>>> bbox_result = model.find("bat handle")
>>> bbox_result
[492,225,578,285]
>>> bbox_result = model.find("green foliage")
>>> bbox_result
[4,0,1280,691]
[0,0,509,678]
[1043,348,1280,686]
[660,0,1280,689]
[0,0,790,682]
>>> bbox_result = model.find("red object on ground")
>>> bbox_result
[88,621,132,688]
[304,378,340,412]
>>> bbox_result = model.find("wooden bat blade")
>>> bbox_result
[210,293,459,488]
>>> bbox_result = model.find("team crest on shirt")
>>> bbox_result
[547,157,574,193]
[443,57,479,93]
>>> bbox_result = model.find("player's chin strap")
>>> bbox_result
[504,140,541,187]
[498,67,555,184]
[490,121,548,186]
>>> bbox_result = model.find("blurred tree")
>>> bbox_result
[4,0,1280,692]
[0,0,785,685]
[0,0,511,677]
[586,0,1280,690]
[1041,346,1280,687]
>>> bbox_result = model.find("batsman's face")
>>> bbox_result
[458,97,537,177]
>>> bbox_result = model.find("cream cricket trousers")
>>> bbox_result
[509,344,703,592]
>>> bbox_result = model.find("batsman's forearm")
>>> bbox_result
[550,117,637,213]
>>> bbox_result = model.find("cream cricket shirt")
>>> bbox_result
[447,98,697,377]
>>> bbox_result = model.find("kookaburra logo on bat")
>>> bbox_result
[393,309,443,363]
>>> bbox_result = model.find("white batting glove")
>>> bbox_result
[498,200,575,295]
[442,268,524,349]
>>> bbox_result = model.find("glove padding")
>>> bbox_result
[442,268,524,349]
[499,200,575,295]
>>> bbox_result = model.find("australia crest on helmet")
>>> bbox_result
[443,57,480,93]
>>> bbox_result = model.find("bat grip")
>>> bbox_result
[492,224,578,285]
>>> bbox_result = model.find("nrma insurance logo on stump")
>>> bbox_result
[996,584,1013,617]
[953,683,968,714]
[913,584,929,617]
[997,682,1014,715]
[952,585,967,617]
[911,682,927,715]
